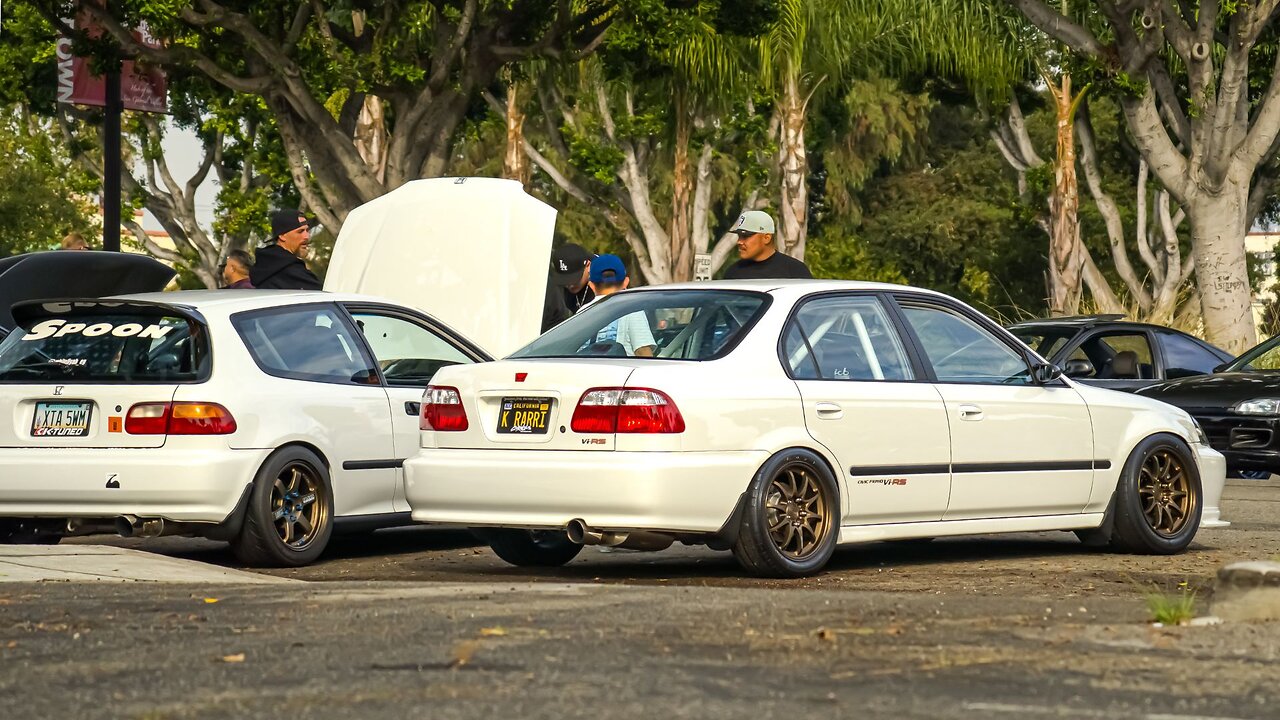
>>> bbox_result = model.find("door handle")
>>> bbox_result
[958,404,983,421]
[815,402,844,419]
[405,401,421,416]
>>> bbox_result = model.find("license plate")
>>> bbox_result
[496,397,552,435]
[31,401,93,438]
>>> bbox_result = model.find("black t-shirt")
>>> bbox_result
[541,282,595,333]
[723,251,812,280]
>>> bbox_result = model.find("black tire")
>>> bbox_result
[1108,434,1202,555]
[481,529,583,567]
[732,449,840,578]
[232,447,334,567]
[0,519,63,545]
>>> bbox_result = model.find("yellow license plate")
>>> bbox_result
[496,397,551,435]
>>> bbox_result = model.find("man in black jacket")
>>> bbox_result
[541,243,595,333]
[251,209,323,290]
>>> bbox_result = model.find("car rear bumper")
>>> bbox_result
[404,449,767,533]
[1194,443,1229,528]
[0,447,269,523]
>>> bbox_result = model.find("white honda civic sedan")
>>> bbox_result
[404,280,1229,577]
[0,292,488,565]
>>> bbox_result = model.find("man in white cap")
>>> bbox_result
[723,210,812,279]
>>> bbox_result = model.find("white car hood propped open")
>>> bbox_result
[323,177,556,358]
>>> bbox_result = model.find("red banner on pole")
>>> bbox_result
[56,7,167,113]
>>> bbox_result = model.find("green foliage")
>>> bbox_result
[809,92,1046,314]
[0,106,99,256]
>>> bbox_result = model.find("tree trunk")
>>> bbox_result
[778,68,808,260]
[1047,73,1084,316]
[669,90,694,282]
[502,81,530,189]
[1187,186,1257,354]
[354,96,389,185]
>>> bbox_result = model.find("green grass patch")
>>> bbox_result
[1143,582,1198,625]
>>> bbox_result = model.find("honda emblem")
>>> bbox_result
[53,386,64,396]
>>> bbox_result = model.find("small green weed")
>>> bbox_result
[1143,582,1198,625]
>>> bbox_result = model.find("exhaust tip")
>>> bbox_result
[566,519,588,544]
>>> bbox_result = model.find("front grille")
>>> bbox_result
[1190,412,1279,452]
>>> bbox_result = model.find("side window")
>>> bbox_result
[233,305,378,385]
[350,312,474,386]
[899,304,1031,384]
[784,296,914,381]
[1085,332,1154,380]
[1159,331,1225,379]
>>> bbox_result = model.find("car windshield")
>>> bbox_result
[1226,334,1280,371]
[511,289,770,361]
[1009,327,1075,359]
[0,306,208,383]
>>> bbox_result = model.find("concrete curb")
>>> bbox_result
[0,545,298,584]
[1211,560,1280,622]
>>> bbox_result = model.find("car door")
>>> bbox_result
[345,305,484,512]
[783,293,951,524]
[1061,329,1159,391]
[231,303,397,517]
[893,296,1095,519]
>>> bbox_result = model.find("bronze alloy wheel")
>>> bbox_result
[271,462,327,550]
[765,464,830,559]
[1138,448,1196,538]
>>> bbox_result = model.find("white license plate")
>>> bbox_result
[31,401,93,438]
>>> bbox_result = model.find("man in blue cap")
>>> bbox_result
[582,254,656,357]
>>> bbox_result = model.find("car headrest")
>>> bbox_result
[1110,350,1139,379]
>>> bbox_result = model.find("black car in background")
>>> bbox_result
[1137,334,1280,479]
[1008,315,1232,391]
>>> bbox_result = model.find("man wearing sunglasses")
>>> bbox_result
[723,210,811,280]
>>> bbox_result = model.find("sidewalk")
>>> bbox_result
[0,545,296,584]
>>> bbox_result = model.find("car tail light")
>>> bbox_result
[421,386,469,431]
[125,402,237,435]
[125,403,169,435]
[169,403,237,435]
[571,388,685,434]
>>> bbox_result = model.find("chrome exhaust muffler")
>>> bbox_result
[566,519,673,551]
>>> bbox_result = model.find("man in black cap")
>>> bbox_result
[541,243,595,333]
[250,209,323,290]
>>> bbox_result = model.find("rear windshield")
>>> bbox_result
[511,289,770,361]
[0,307,209,383]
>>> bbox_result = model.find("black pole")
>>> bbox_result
[102,65,122,252]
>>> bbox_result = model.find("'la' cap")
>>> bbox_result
[550,243,595,286]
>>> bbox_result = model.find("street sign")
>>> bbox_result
[693,253,712,281]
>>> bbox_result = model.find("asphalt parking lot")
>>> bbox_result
[2,477,1278,719]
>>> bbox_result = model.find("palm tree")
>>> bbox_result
[757,0,1025,259]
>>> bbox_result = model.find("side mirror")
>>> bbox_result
[1033,362,1063,383]
[1062,359,1095,378]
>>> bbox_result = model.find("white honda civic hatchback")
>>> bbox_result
[404,280,1228,577]
[0,292,488,565]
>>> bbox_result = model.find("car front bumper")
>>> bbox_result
[404,449,767,533]
[1195,443,1229,528]
[0,446,270,523]
[1193,411,1280,475]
